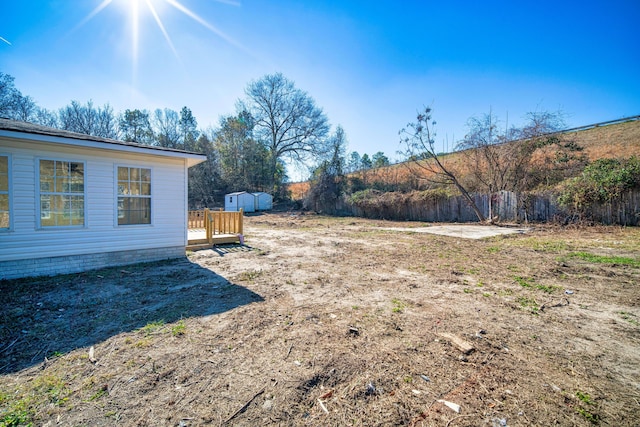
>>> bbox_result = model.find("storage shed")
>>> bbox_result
[225,191,255,212]
[253,192,273,211]
[0,119,207,280]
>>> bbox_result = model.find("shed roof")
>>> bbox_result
[252,192,273,199]
[0,118,207,167]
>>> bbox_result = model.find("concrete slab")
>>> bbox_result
[380,225,529,239]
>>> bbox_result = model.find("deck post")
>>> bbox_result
[205,208,212,244]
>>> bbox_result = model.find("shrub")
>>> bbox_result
[558,156,640,210]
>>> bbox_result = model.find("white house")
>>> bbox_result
[253,192,273,211]
[225,191,255,212]
[0,119,207,280]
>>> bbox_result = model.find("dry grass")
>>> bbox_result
[1,213,639,426]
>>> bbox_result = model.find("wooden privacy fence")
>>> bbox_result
[343,190,640,225]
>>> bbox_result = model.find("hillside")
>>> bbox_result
[288,117,640,200]
[563,118,640,160]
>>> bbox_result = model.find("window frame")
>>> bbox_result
[115,164,153,227]
[36,158,86,229]
[0,154,11,231]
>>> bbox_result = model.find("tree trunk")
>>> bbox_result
[488,192,493,223]
[431,150,487,223]
[451,179,486,223]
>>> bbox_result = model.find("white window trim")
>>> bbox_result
[114,164,153,227]
[0,153,11,231]
[36,157,87,229]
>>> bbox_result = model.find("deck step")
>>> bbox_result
[189,238,209,245]
[186,243,213,251]
[186,234,243,251]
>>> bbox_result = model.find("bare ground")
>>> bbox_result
[1,213,639,426]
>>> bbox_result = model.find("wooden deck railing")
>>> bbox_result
[205,208,244,241]
[189,209,244,244]
[188,210,207,229]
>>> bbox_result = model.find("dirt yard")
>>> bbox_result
[1,213,639,426]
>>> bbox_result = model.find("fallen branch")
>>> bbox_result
[285,344,293,360]
[224,387,265,424]
[540,298,569,312]
[0,337,20,353]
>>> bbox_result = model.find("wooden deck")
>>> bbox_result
[187,229,241,250]
[186,209,244,251]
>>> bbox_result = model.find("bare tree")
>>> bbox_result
[304,125,347,213]
[59,100,118,138]
[240,73,330,191]
[33,107,59,128]
[95,103,118,139]
[0,72,20,119]
[456,110,515,220]
[457,109,583,221]
[12,95,36,122]
[152,108,181,148]
[0,72,39,122]
[59,100,89,133]
[399,107,486,222]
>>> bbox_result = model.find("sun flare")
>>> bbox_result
[77,0,242,71]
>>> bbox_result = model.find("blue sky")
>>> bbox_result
[2,0,639,171]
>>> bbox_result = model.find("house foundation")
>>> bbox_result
[0,246,185,280]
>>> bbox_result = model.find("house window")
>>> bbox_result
[0,156,9,229]
[117,166,151,225]
[39,159,85,227]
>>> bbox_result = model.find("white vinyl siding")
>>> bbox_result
[0,138,191,264]
[0,155,9,229]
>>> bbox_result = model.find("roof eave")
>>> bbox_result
[0,129,208,167]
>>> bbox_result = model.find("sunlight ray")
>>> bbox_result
[131,0,139,81]
[145,0,179,60]
[213,0,241,6]
[165,0,246,51]
[73,0,113,31]
[75,0,254,73]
